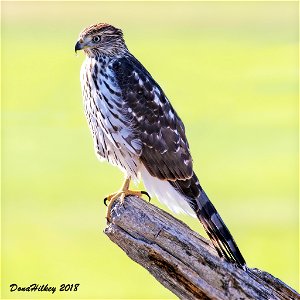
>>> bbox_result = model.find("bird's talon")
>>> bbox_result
[120,193,126,205]
[104,197,108,206]
[141,191,151,202]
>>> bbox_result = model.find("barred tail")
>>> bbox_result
[195,188,246,266]
[169,172,246,267]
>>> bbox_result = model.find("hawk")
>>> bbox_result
[75,23,246,266]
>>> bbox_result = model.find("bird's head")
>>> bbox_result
[75,23,127,57]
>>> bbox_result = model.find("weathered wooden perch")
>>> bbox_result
[104,196,299,300]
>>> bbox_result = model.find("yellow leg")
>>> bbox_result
[104,176,150,222]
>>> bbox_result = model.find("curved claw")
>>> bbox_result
[104,197,108,206]
[141,191,151,202]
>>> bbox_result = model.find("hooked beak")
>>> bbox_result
[75,40,84,53]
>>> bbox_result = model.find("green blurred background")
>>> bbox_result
[2,1,298,299]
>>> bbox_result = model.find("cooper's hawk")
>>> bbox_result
[75,23,246,266]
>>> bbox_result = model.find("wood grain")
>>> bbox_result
[104,196,299,300]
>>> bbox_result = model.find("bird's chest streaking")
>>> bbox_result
[80,56,141,179]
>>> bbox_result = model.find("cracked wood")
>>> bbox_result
[104,196,299,300]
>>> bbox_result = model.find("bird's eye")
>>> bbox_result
[92,36,101,43]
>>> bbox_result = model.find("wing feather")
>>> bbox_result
[113,55,193,180]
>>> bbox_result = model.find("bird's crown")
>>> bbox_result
[80,23,123,39]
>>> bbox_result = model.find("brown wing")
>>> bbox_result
[113,55,193,181]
